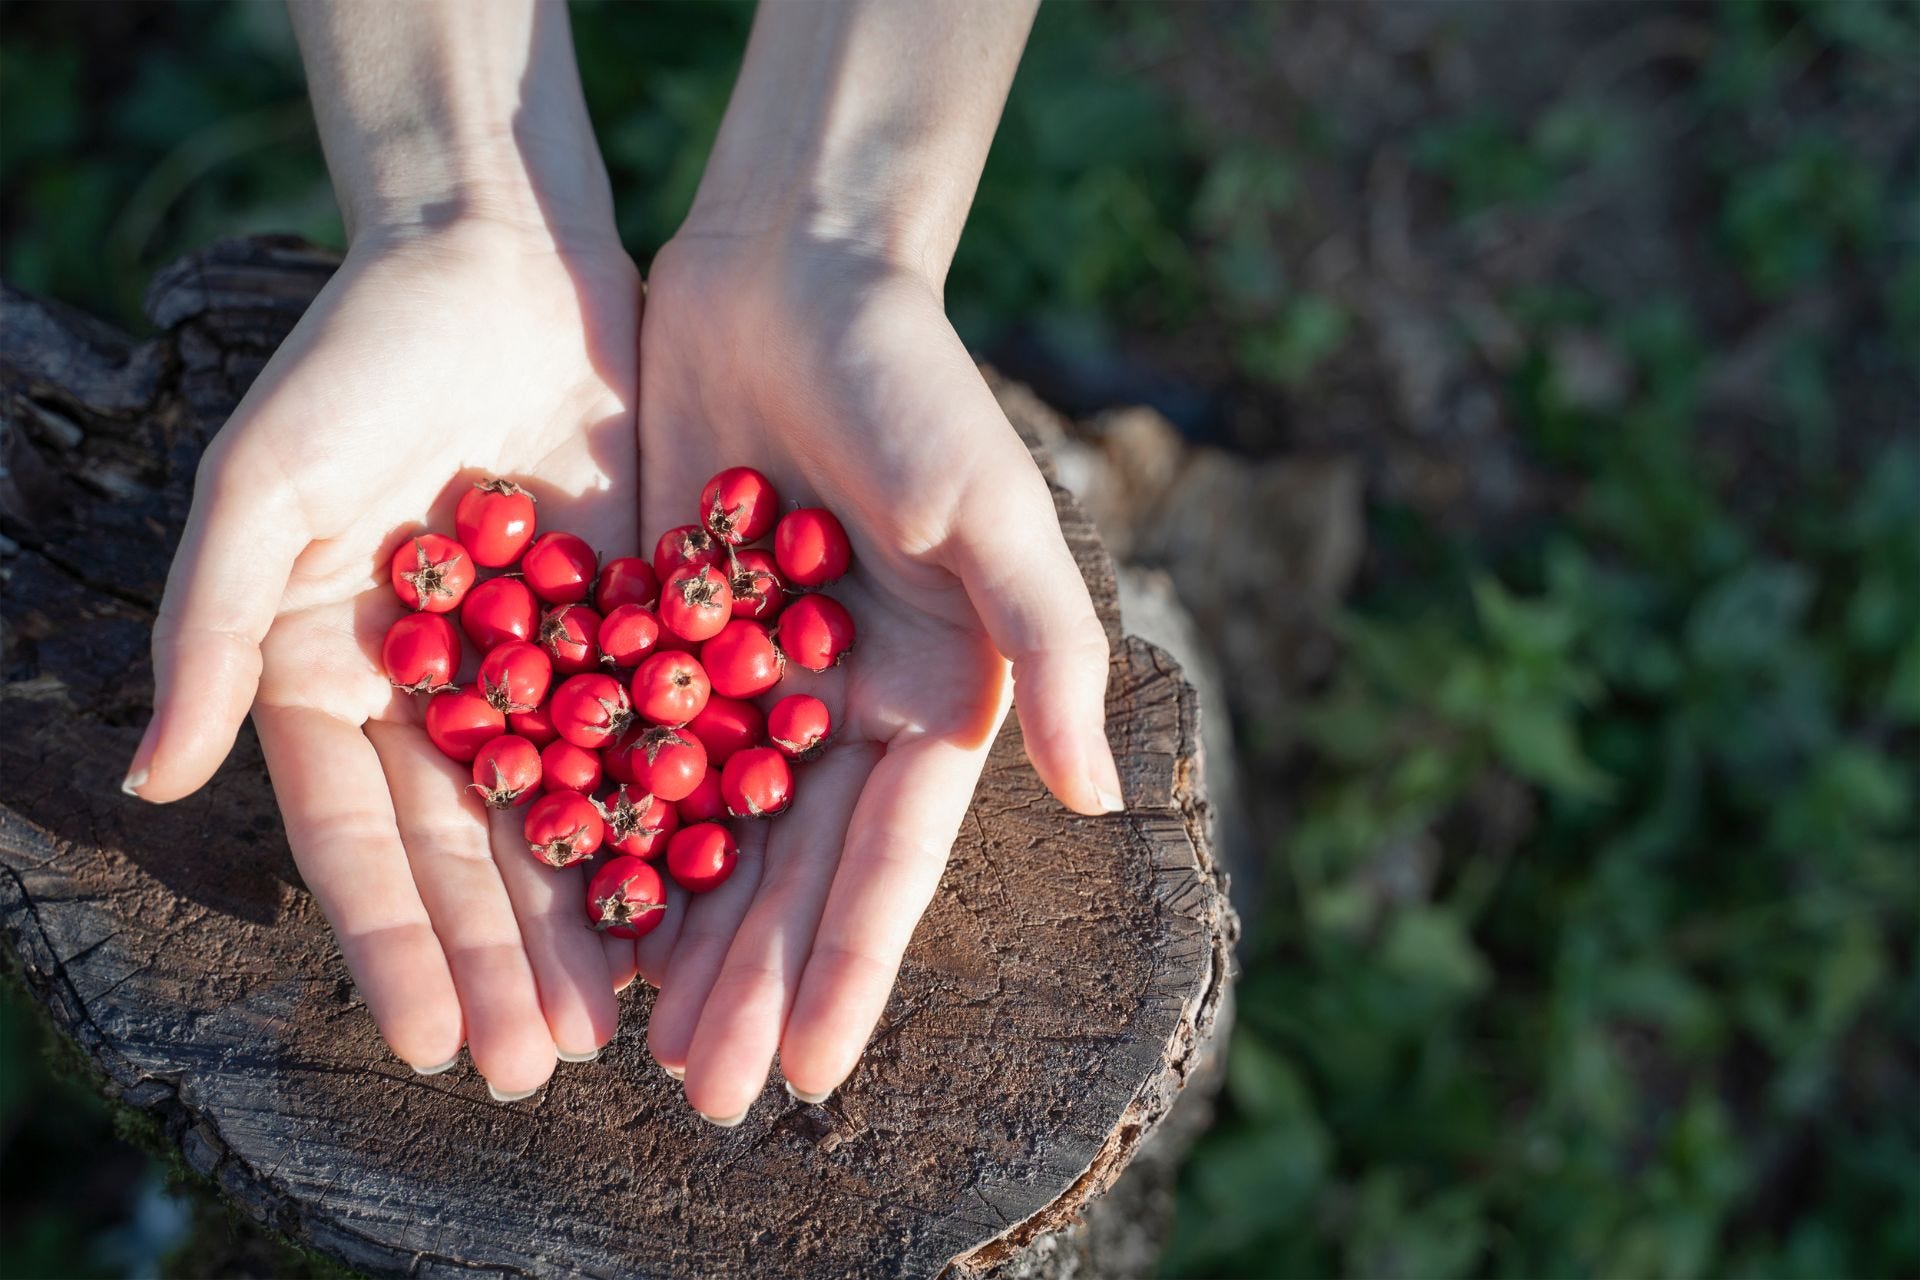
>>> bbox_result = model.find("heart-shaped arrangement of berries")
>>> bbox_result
[381,467,853,940]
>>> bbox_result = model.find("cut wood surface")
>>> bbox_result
[0,237,1234,1279]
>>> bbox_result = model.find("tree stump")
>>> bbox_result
[0,237,1234,1279]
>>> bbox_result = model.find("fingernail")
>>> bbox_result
[1093,783,1124,814]
[556,1047,602,1063]
[120,767,148,799]
[660,1062,685,1080]
[412,1057,459,1076]
[488,1083,540,1103]
[697,1109,747,1128]
[784,1080,832,1105]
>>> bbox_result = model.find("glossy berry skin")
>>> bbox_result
[459,576,540,651]
[599,723,643,786]
[777,594,856,672]
[521,531,598,605]
[659,564,733,643]
[768,694,832,760]
[686,694,765,767]
[597,603,661,668]
[700,466,780,545]
[470,734,541,808]
[539,739,604,794]
[666,822,739,893]
[390,533,476,613]
[539,603,602,674]
[477,640,552,714]
[629,726,708,802]
[674,767,729,823]
[597,785,678,859]
[652,523,724,584]
[631,651,711,726]
[773,508,852,588]
[424,686,505,763]
[595,556,659,612]
[700,619,784,699]
[587,856,667,939]
[382,612,461,694]
[508,703,558,748]
[524,791,604,868]
[455,479,537,567]
[548,673,632,749]
[728,548,788,621]
[722,746,794,818]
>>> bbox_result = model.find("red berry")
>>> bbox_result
[548,673,632,749]
[728,548,788,621]
[660,564,733,642]
[700,466,780,545]
[477,640,552,714]
[424,686,505,763]
[586,856,667,938]
[666,822,739,893]
[652,523,723,583]
[674,767,729,823]
[776,594,856,672]
[630,650,712,726]
[539,738,604,794]
[455,479,537,568]
[470,734,541,808]
[509,702,558,747]
[767,694,832,760]
[524,791,604,868]
[382,612,460,694]
[700,619,784,698]
[600,722,643,786]
[773,508,851,588]
[596,785,678,859]
[597,603,661,668]
[459,577,539,650]
[538,603,602,674]
[390,533,475,612]
[522,531,598,605]
[685,694,765,767]
[596,556,660,612]
[628,725,707,802]
[721,746,794,818]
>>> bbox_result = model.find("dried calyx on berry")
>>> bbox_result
[591,877,666,931]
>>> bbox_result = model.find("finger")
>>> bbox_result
[945,463,1122,816]
[605,932,641,994]
[644,821,771,1078]
[633,883,684,991]
[680,741,878,1124]
[368,721,557,1099]
[779,734,990,1099]
[130,437,307,803]
[488,807,619,1061]
[254,704,463,1072]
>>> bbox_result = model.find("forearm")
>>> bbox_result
[288,0,612,243]
[685,0,1038,279]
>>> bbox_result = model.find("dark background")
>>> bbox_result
[3,1,1916,1276]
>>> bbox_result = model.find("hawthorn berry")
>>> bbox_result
[477,640,552,714]
[660,564,733,643]
[455,479,537,567]
[597,603,661,668]
[721,746,794,818]
[539,603,602,674]
[596,785,678,859]
[631,650,712,727]
[540,738,604,794]
[549,673,632,749]
[470,734,541,808]
[390,533,476,613]
[700,466,780,545]
[701,619,784,699]
[382,612,460,694]
[652,523,723,583]
[460,577,540,651]
[424,686,505,763]
[685,694,765,767]
[522,531,598,605]
[587,856,667,939]
[728,548,787,621]
[629,725,708,802]
[773,508,851,588]
[509,703,558,747]
[674,767,729,823]
[595,556,659,612]
[666,822,739,893]
[776,594,856,672]
[524,791,604,868]
[767,694,832,761]
[600,722,643,786]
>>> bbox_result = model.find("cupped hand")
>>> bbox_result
[635,231,1123,1121]
[128,218,643,1096]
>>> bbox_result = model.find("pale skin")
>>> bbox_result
[126,0,1120,1120]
